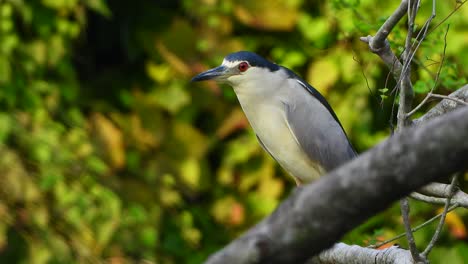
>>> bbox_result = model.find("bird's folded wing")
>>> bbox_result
[282,81,356,172]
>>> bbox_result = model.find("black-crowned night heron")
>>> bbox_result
[192,51,356,185]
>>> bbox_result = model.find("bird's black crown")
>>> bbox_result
[225,51,280,72]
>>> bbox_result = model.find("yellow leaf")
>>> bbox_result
[211,196,244,226]
[217,166,234,186]
[160,188,182,208]
[146,62,172,84]
[182,227,202,247]
[91,113,125,169]
[211,196,235,224]
[239,155,276,192]
[179,158,200,190]
[234,0,299,31]
[155,41,191,76]
[129,114,159,150]
[437,208,467,239]
[216,107,249,139]
[307,58,339,95]
[172,121,209,159]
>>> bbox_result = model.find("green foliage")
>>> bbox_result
[0,0,467,263]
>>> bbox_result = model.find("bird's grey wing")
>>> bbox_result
[282,80,356,171]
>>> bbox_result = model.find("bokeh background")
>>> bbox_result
[0,0,467,263]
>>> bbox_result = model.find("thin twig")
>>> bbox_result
[406,24,450,118]
[430,94,468,106]
[398,2,421,262]
[406,91,434,117]
[410,183,468,208]
[392,0,434,117]
[400,198,424,262]
[410,193,452,205]
[368,203,459,249]
[413,84,468,125]
[428,0,467,35]
[418,182,460,197]
[407,92,468,118]
[421,174,459,257]
[396,0,418,130]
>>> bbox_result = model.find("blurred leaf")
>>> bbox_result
[172,121,209,159]
[152,82,191,114]
[211,196,245,226]
[179,158,201,190]
[298,13,330,44]
[91,113,125,169]
[159,185,182,207]
[307,57,339,95]
[128,113,160,150]
[216,107,248,139]
[139,226,158,248]
[0,1,466,263]
[156,40,191,76]
[182,227,202,247]
[436,208,467,239]
[146,62,172,84]
[223,134,260,166]
[0,113,11,142]
[430,247,464,264]
[83,0,111,17]
[234,0,300,31]
[413,80,431,94]
[0,56,11,83]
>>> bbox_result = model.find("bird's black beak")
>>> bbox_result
[191,65,228,82]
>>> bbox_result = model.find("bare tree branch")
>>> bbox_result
[429,94,468,106]
[368,204,459,249]
[410,188,468,208]
[413,84,468,125]
[400,198,424,262]
[308,243,413,264]
[406,24,450,118]
[204,107,468,264]
[359,0,407,81]
[397,2,420,262]
[421,174,458,257]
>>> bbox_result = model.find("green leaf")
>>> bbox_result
[151,82,191,114]
[0,56,11,83]
[413,80,431,94]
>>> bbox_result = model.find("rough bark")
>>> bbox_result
[205,106,468,264]
[308,243,413,264]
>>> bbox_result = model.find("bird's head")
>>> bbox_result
[191,51,281,88]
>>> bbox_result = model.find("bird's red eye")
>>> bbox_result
[238,62,249,72]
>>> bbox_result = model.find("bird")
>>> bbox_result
[192,51,356,185]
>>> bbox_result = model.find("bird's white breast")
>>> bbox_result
[233,76,325,183]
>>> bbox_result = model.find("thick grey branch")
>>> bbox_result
[360,36,402,81]
[308,243,413,264]
[360,0,408,80]
[205,107,468,264]
[372,0,408,46]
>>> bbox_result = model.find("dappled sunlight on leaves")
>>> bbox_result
[0,0,466,263]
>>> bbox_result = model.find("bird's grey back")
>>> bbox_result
[280,67,356,171]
